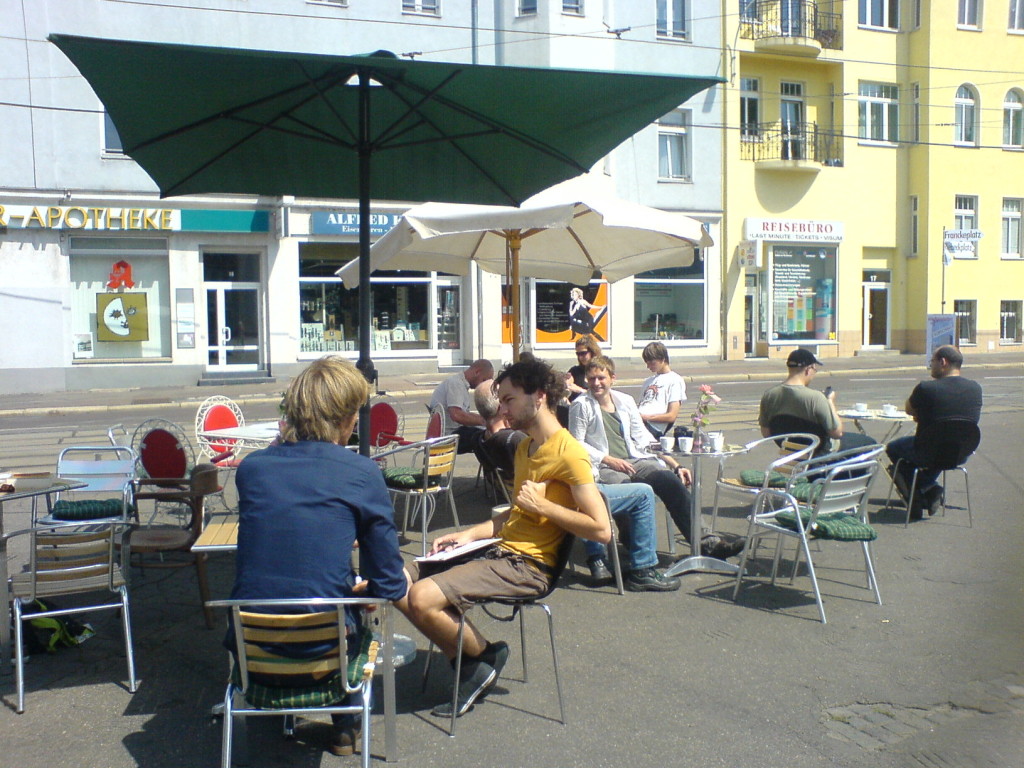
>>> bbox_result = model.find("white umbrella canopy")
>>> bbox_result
[336,175,713,358]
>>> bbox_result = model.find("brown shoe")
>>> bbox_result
[327,727,360,757]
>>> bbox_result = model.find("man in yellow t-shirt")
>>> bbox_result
[397,358,609,719]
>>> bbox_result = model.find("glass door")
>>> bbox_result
[207,286,260,368]
[435,279,463,366]
[781,83,805,160]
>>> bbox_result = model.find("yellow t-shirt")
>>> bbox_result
[498,428,595,568]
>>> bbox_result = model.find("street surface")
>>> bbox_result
[2,360,1022,767]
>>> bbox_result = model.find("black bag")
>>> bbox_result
[18,599,94,653]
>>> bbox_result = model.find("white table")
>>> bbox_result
[1,479,87,673]
[663,444,749,578]
[199,420,281,449]
[839,408,913,444]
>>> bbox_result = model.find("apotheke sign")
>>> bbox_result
[745,218,844,243]
[0,205,270,233]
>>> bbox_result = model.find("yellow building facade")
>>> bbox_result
[722,1,1024,361]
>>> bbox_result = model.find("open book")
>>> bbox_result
[414,537,501,563]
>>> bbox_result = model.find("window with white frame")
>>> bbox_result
[911,83,921,142]
[954,195,979,258]
[102,111,123,155]
[658,109,691,180]
[859,0,899,29]
[740,77,760,140]
[1002,198,1022,258]
[562,0,584,14]
[402,0,439,15]
[1012,0,1024,30]
[518,0,537,14]
[633,259,707,342]
[910,196,919,257]
[954,85,978,145]
[1000,300,1023,343]
[1003,90,1023,147]
[954,299,977,344]
[958,0,980,27]
[858,83,899,143]
[657,0,687,39]
[740,0,757,20]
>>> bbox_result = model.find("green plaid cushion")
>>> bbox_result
[51,499,125,521]
[788,482,822,504]
[774,509,877,541]
[739,469,789,488]
[231,623,376,709]
[381,466,440,489]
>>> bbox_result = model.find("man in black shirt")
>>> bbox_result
[886,345,983,518]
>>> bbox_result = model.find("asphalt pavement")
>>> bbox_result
[2,351,1023,768]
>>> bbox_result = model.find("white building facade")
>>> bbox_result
[1,1,724,394]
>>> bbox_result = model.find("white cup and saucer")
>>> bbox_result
[659,435,675,453]
[853,402,869,414]
[881,403,898,417]
[677,436,694,453]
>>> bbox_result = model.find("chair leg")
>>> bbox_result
[518,606,529,683]
[120,587,138,693]
[361,679,373,768]
[14,598,25,714]
[961,467,973,527]
[904,466,921,528]
[449,615,467,737]
[861,540,883,605]
[537,603,566,724]
[798,534,827,624]
[221,687,234,768]
[447,487,460,528]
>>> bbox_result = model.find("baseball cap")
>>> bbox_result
[787,348,824,368]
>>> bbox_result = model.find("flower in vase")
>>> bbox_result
[691,384,722,429]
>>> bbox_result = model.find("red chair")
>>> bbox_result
[369,395,411,452]
[132,419,194,484]
[425,403,445,440]
[195,396,246,467]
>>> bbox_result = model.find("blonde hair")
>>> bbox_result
[279,356,371,444]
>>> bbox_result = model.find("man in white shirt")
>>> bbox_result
[637,341,686,438]
[430,359,494,453]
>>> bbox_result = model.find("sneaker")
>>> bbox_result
[431,657,498,718]
[701,533,746,560]
[327,727,360,757]
[477,640,509,678]
[922,485,944,517]
[625,567,681,592]
[586,555,613,585]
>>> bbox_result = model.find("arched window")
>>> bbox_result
[1003,90,1023,149]
[954,85,978,145]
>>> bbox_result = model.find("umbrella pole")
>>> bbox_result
[510,233,522,363]
[356,70,375,456]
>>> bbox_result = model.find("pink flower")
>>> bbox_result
[699,384,714,394]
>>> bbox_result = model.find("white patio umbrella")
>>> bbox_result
[336,176,713,359]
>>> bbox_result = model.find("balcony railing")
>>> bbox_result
[740,122,843,167]
[740,1,843,50]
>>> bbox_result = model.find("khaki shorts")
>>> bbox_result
[406,545,551,614]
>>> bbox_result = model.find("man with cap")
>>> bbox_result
[758,349,848,453]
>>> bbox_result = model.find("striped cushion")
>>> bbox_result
[739,470,789,488]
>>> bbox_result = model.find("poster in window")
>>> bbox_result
[533,282,609,344]
[96,293,150,342]
[72,333,94,359]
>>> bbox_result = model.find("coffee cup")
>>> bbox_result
[709,431,725,452]
[882,403,897,416]
[677,436,694,453]
[659,436,675,452]
[854,402,868,413]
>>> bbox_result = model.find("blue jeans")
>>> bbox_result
[886,435,939,492]
[584,483,658,571]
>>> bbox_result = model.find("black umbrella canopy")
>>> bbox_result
[50,33,722,452]
[49,35,722,206]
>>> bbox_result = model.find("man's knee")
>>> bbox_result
[406,579,448,621]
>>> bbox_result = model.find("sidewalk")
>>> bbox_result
[2,350,1021,418]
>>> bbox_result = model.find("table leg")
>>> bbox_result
[663,454,739,578]
[1,501,10,676]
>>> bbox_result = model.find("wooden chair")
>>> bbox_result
[6,521,137,713]
[207,597,390,768]
[127,463,221,628]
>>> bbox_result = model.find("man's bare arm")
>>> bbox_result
[447,405,484,427]
[516,480,611,544]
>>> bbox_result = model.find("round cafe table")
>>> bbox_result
[662,443,749,578]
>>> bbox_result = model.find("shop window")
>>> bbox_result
[1003,90,1023,148]
[1002,198,1022,258]
[859,0,899,30]
[767,245,837,343]
[298,244,432,354]
[633,259,706,343]
[657,0,688,39]
[658,109,691,181]
[69,238,171,361]
[954,300,977,344]
[1000,300,1023,343]
[518,0,537,14]
[954,85,978,146]
[958,0,980,27]
[858,82,899,144]
[530,279,610,346]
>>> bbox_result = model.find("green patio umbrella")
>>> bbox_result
[49,34,722,451]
